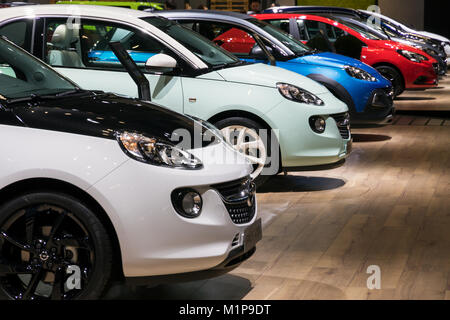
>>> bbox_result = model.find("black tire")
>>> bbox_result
[0,192,113,300]
[375,65,405,97]
[214,117,276,187]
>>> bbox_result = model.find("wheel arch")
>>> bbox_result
[207,109,283,174]
[207,109,272,131]
[306,73,356,114]
[372,62,405,88]
[0,177,124,281]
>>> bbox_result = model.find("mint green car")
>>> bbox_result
[0,5,351,184]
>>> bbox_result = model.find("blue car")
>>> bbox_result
[156,10,394,124]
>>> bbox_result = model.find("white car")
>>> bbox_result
[360,9,450,64]
[0,5,351,185]
[0,37,261,300]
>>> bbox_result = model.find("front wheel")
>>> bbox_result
[214,117,276,187]
[375,65,404,97]
[0,192,113,300]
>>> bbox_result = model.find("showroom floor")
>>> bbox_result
[108,75,450,300]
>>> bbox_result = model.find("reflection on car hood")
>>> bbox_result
[214,63,329,94]
[288,51,378,73]
[10,92,215,148]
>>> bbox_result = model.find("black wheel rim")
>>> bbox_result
[0,204,95,300]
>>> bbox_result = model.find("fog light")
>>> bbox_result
[182,192,202,215]
[171,189,203,218]
[309,116,326,133]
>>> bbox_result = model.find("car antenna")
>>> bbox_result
[109,41,151,101]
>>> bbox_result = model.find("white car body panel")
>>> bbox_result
[0,124,254,277]
[360,9,450,63]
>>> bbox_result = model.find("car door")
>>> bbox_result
[41,18,184,114]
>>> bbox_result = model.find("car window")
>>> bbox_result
[0,37,77,99]
[267,19,290,34]
[44,18,174,70]
[0,19,32,51]
[142,17,240,67]
[179,20,256,57]
[248,18,310,56]
[304,20,321,39]
[295,19,308,40]
[323,23,347,42]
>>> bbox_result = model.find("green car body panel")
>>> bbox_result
[56,1,164,11]
[55,62,350,168]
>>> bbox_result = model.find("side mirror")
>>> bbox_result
[145,53,177,74]
[250,44,273,60]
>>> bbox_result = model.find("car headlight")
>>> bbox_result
[117,131,203,169]
[344,66,377,82]
[397,49,428,63]
[276,83,324,106]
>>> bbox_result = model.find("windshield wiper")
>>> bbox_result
[210,60,243,70]
[52,88,84,97]
[6,88,87,105]
[6,94,41,105]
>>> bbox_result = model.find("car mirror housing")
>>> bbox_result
[145,53,178,74]
[250,44,273,60]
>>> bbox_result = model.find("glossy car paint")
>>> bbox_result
[358,9,450,64]
[0,92,258,278]
[263,6,450,65]
[0,5,351,170]
[160,10,393,123]
[56,1,164,11]
[256,13,438,90]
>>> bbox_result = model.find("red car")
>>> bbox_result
[254,13,438,96]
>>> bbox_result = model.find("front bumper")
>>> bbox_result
[404,61,438,89]
[352,87,395,124]
[89,142,259,278]
[266,92,351,168]
[126,229,259,286]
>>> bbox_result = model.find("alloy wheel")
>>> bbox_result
[0,204,95,300]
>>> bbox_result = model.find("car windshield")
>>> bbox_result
[338,19,385,40]
[339,17,389,40]
[0,37,77,100]
[248,18,311,56]
[141,16,240,68]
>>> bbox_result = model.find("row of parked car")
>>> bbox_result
[0,4,447,300]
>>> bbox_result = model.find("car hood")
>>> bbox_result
[417,31,450,43]
[10,92,216,148]
[214,63,329,94]
[287,51,378,73]
[390,37,436,52]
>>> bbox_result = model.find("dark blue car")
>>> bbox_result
[157,10,394,124]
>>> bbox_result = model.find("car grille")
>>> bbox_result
[212,177,256,225]
[331,112,350,140]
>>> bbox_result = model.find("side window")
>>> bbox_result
[304,20,321,39]
[0,20,32,51]
[324,24,347,42]
[44,18,171,70]
[267,19,290,34]
[295,19,308,40]
[179,20,257,57]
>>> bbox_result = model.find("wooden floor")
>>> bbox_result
[109,79,450,300]
[395,74,450,111]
